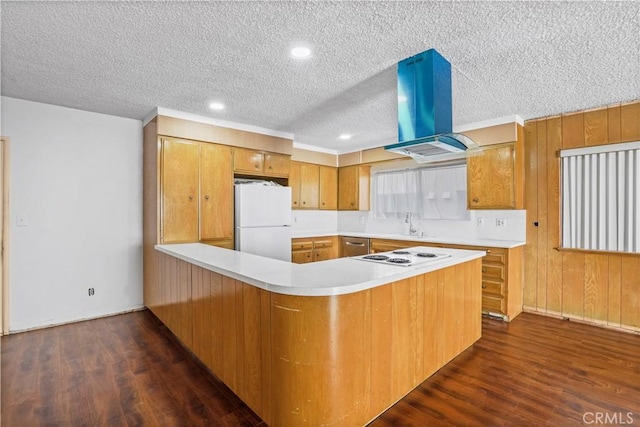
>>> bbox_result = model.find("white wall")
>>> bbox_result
[2,97,143,331]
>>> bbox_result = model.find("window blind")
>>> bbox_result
[561,141,640,253]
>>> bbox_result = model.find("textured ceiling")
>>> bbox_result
[2,1,639,153]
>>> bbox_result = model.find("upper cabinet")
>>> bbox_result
[160,137,233,246]
[319,166,338,210]
[264,152,291,177]
[200,143,234,245]
[338,165,370,210]
[161,138,200,243]
[233,147,290,178]
[289,161,337,210]
[467,127,524,210]
[299,163,320,209]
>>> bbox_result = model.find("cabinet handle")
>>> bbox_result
[268,166,272,170]
[293,201,298,205]
[255,164,260,169]
[189,195,193,200]
[472,198,479,203]
[302,201,306,205]
[482,268,487,273]
[322,202,325,205]
[204,195,210,200]
[486,249,491,253]
[482,284,487,289]
[350,202,354,206]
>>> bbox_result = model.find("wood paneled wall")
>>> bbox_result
[524,101,640,332]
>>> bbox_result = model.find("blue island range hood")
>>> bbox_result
[385,49,480,163]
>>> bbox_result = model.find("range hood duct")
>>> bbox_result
[385,49,481,164]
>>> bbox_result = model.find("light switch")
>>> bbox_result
[496,218,507,227]
[16,216,28,227]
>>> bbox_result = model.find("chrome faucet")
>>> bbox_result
[405,212,418,235]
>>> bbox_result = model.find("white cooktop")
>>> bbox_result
[351,247,451,267]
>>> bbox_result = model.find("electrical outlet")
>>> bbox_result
[496,218,507,228]
[477,218,485,226]
[16,216,28,227]
[88,288,95,296]
[359,215,365,224]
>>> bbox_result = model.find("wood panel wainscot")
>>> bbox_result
[150,250,482,427]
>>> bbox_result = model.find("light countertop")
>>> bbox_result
[156,243,485,297]
[292,230,525,248]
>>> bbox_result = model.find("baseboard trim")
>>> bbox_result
[522,308,640,335]
[7,306,146,335]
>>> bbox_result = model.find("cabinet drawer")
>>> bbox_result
[292,240,313,251]
[482,295,505,314]
[313,239,333,249]
[201,238,234,250]
[483,248,506,264]
[481,264,504,280]
[482,280,504,297]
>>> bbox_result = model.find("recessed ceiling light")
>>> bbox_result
[290,46,312,59]
[209,102,225,111]
[338,134,351,140]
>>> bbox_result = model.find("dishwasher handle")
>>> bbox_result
[340,237,370,257]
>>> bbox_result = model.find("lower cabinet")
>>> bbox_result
[291,236,338,263]
[369,238,523,321]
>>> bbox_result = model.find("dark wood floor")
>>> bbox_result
[2,311,639,427]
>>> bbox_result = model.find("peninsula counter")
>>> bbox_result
[146,243,485,426]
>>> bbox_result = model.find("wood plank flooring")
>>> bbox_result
[2,311,639,426]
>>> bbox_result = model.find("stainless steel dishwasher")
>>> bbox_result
[339,236,370,257]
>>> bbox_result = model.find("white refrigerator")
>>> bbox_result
[235,183,292,262]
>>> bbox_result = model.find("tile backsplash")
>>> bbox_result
[338,210,526,242]
[293,209,526,242]
[291,210,338,233]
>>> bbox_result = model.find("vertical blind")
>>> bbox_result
[561,141,640,252]
[372,163,469,220]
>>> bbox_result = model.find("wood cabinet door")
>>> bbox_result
[290,162,301,209]
[292,250,313,264]
[264,153,291,177]
[299,163,319,209]
[338,166,358,210]
[161,138,199,242]
[467,143,516,209]
[200,143,233,241]
[313,247,332,262]
[319,166,337,210]
[234,147,264,174]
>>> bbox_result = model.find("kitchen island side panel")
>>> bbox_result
[153,251,482,426]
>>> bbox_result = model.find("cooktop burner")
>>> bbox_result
[351,247,452,267]
[387,258,411,264]
[363,255,389,261]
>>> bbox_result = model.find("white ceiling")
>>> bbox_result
[2,1,639,153]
